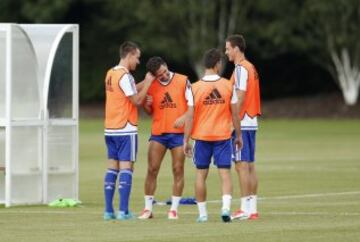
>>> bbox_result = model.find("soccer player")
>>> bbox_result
[103,41,154,220]
[183,48,242,223]
[225,34,262,220]
[138,56,193,220]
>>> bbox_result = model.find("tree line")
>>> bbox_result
[1,0,359,105]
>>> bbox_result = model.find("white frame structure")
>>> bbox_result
[0,24,79,207]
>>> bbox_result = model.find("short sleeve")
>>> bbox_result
[234,65,248,91]
[119,73,137,96]
[185,80,194,106]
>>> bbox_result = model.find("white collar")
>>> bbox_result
[114,65,129,72]
[202,74,221,81]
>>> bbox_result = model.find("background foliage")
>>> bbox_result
[1,0,359,103]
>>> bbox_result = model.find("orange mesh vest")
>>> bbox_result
[191,77,233,141]
[230,59,261,119]
[104,67,138,129]
[148,73,188,135]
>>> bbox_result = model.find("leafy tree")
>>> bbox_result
[0,0,26,22]
[301,0,360,105]
[125,0,251,77]
[20,0,73,22]
[244,0,360,105]
[2,0,357,103]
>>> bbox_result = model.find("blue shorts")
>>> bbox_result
[149,133,184,149]
[193,139,232,169]
[105,134,138,162]
[232,130,256,162]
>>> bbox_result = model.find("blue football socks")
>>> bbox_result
[104,168,118,213]
[118,169,133,214]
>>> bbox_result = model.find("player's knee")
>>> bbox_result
[249,164,256,173]
[147,165,160,177]
[172,166,184,178]
[234,163,242,172]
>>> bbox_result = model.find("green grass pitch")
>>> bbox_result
[1,119,360,242]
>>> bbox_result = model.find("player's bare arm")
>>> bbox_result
[183,106,194,158]
[129,72,155,106]
[231,103,243,150]
[236,89,246,114]
[173,109,189,128]
[143,95,153,115]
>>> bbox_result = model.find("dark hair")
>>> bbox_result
[203,48,222,69]
[226,34,246,52]
[119,41,139,59]
[146,56,166,75]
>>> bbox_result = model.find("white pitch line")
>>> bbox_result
[261,191,360,200]
[266,212,360,216]
[207,191,360,203]
[179,211,360,216]
[0,210,76,214]
[258,156,359,162]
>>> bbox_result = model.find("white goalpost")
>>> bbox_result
[0,24,79,207]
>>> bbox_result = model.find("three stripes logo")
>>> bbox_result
[160,92,177,109]
[203,88,225,105]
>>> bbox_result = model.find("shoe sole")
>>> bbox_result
[138,214,153,220]
[231,215,250,221]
